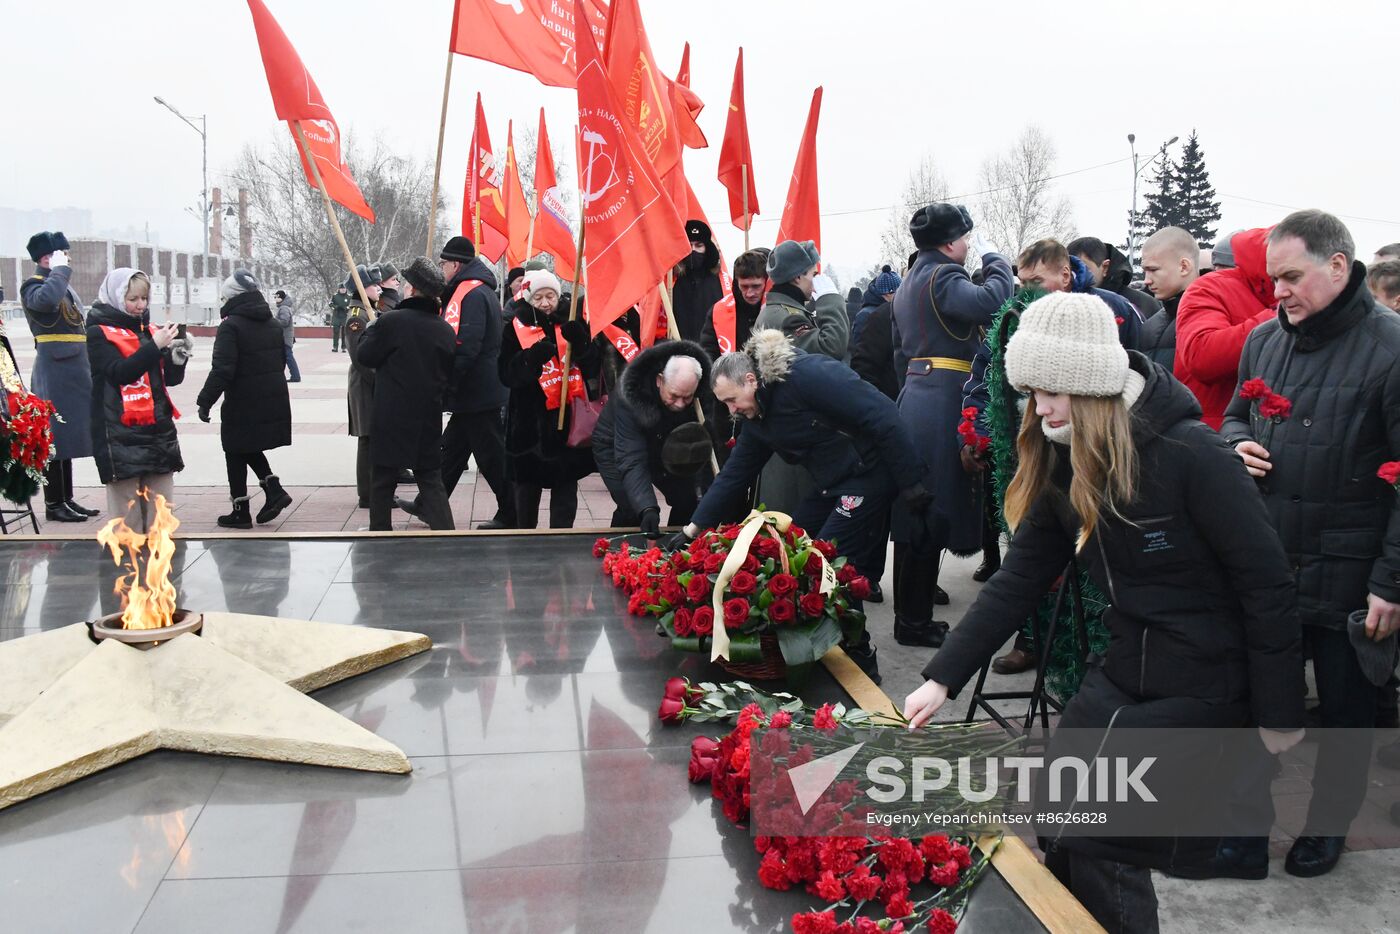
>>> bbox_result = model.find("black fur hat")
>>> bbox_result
[684,219,712,244]
[910,203,974,250]
[26,231,70,262]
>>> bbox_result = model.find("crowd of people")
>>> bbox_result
[4,201,1400,933]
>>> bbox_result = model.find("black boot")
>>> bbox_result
[972,553,1001,583]
[894,618,948,648]
[256,475,293,524]
[844,635,881,686]
[1166,836,1269,881]
[1284,835,1345,878]
[217,497,253,529]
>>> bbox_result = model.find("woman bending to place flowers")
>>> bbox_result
[901,292,1306,934]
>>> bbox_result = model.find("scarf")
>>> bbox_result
[97,325,179,426]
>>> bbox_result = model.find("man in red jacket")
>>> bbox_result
[1174,227,1276,429]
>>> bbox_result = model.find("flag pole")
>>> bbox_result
[426,51,454,256]
[472,201,482,247]
[293,121,371,312]
[556,222,587,430]
[524,188,539,268]
[658,279,719,474]
[741,164,750,252]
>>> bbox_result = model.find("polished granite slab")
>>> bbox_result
[0,535,1045,934]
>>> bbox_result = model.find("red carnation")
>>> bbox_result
[658,695,685,724]
[689,736,720,782]
[1240,377,1271,400]
[926,908,958,934]
[1114,315,1125,326]
[673,607,694,636]
[814,869,845,901]
[885,894,914,919]
[813,703,838,732]
[950,841,972,868]
[769,597,796,624]
[961,406,978,421]
[1259,392,1292,419]
[723,598,751,625]
[790,910,837,934]
[692,606,715,635]
[1379,461,1400,486]
[769,710,793,729]
[920,834,952,864]
[927,859,960,887]
[800,592,827,617]
[729,570,758,596]
[686,575,711,602]
[759,849,793,891]
[768,572,798,597]
[592,538,609,558]
[845,864,881,901]
[726,436,736,449]
[848,576,872,600]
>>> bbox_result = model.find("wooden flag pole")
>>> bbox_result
[523,188,539,269]
[294,121,371,312]
[556,221,587,430]
[472,201,482,248]
[741,164,750,252]
[426,51,454,256]
[657,280,720,475]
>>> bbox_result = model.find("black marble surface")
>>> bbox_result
[0,536,1045,934]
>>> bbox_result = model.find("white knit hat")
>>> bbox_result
[1004,291,1129,397]
[523,270,562,300]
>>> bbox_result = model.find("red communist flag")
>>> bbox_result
[449,0,607,89]
[575,23,690,336]
[245,0,374,221]
[776,87,824,256]
[504,122,534,267]
[673,42,708,150]
[717,48,758,231]
[532,110,577,282]
[464,94,509,263]
[602,0,682,179]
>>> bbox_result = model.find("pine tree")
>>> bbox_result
[1140,144,1184,231]
[1173,130,1221,248]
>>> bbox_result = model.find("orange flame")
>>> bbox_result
[96,491,180,630]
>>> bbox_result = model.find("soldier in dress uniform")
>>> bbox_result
[19,232,99,522]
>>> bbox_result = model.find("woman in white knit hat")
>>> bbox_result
[902,291,1307,933]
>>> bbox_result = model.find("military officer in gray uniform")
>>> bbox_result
[19,232,98,522]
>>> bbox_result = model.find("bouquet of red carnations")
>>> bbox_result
[596,513,870,682]
[1,389,59,503]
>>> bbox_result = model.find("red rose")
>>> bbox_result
[741,554,760,574]
[673,607,694,636]
[813,703,838,732]
[769,597,796,624]
[689,736,720,782]
[805,554,824,578]
[686,575,711,602]
[719,523,741,540]
[800,592,827,617]
[663,676,688,699]
[692,606,714,635]
[1240,377,1271,400]
[926,908,958,934]
[813,539,837,560]
[729,570,758,596]
[704,552,726,573]
[767,572,798,597]
[659,579,685,605]
[658,695,685,724]
[836,564,859,584]
[592,538,609,558]
[848,576,872,600]
[752,536,781,559]
[1379,461,1400,486]
[723,598,751,625]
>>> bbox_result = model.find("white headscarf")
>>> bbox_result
[96,268,144,312]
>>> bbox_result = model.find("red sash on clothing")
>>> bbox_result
[712,294,738,354]
[442,279,486,337]
[98,325,180,426]
[601,324,639,363]
[512,318,584,411]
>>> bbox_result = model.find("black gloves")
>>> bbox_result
[900,482,934,512]
[639,507,661,538]
[198,405,211,423]
[525,339,558,365]
[660,528,693,552]
[560,319,591,349]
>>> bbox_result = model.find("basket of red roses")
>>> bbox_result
[596,512,871,684]
[0,389,59,504]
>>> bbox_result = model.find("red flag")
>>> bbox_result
[673,43,708,150]
[245,0,374,221]
[575,24,690,336]
[448,0,608,89]
[717,48,758,231]
[602,0,682,178]
[532,110,578,283]
[776,87,823,257]
[464,94,508,263]
[504,122,533,267]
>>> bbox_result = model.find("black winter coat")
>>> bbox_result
[442,258,509,413]
[672,249,724,342]
[1221,262,1400,629]
[498,295,602,487]
[850,301,899,401]
[1102,244,1163,321]
[925,354,1304,731]
[593,340,712,514]
[85,304,186,483]
[353,294,457,469]
[690,333,924,530]
[1139,294,1179,370]
[196,291,292,454]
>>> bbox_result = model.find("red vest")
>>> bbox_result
[442,279,486,337]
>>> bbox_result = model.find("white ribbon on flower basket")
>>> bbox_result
[710,509,837,662]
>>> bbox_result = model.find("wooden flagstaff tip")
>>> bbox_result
[557,222,588,430]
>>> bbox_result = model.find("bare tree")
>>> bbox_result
[881,154,951,267]
[223,131,446,313]
[975,126,1074,258]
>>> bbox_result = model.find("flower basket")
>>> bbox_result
[596,512,870,686]
[0,390,59,504]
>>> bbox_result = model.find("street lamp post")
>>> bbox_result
[154,96,208,260]
[1126,133,1179,268]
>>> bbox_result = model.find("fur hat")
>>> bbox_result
[766,240,820,284]
[402,256,445,297]
[662,422,713,477]
[220,269,260,302]
[524,269,562,300]
[440,236,476,262]
[1004,291,1129,397]
[26,231,70,262]
[377,262,401,283]
[910,203,973,250]
[872,265,902,294]
[684,219,712,244]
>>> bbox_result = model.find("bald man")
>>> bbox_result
[1139,226,1201,369]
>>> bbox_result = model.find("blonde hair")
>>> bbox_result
[1003,394,1138,552]
[126,273,150,301]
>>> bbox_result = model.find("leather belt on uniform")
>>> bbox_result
[907,356,972,376]
[33,334,86,343]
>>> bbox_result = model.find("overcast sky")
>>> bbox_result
[5,0,1399,282]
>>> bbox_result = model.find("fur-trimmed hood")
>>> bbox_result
[619,339,713,430]
[745,328,796,384]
